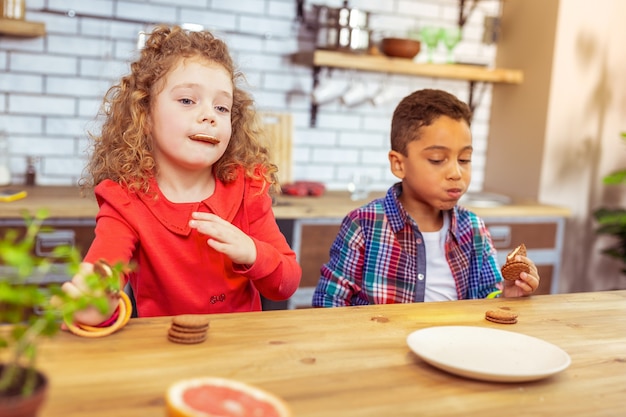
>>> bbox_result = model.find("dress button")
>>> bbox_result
[418,273,424,280]
[416,238,422,244]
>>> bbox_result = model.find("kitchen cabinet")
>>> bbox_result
[283,218,342,309]
[0,217,95,285]
[293,50,524,126]
[0,17,45,37]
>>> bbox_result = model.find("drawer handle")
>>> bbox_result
[487,225,511,248]
[35,230,75,257]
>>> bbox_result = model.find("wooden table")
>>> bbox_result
[29,290,626,416]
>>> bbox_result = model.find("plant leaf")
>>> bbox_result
[603,170,626,185]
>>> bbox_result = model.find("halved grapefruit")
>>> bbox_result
[165,377,291,417]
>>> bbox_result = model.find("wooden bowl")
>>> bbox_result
[381,38,421,59]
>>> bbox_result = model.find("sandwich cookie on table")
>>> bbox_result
[167,314,210,344]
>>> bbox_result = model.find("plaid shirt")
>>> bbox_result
[312,183,503,307]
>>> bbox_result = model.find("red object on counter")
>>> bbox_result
[281,181,326,197]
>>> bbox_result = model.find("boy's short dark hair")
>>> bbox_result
[390,89,472,155]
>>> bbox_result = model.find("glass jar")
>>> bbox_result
[25,156,36,186]
[1,0,25,20]
[0,132,11,186]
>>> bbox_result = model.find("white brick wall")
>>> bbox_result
[0,0,499,191]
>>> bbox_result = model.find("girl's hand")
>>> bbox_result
[189,212,257,266]
[60,262,119,326]
[502,256,540,297]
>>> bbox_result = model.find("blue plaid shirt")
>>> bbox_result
[312,183,503,307]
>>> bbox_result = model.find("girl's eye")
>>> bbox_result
[459,159,472,164]
[428,159,443,165]
[215,105,230,113]
[179,98,194,105]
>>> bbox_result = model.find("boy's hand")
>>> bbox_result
[189,212,257,266]
[502,255,540,297]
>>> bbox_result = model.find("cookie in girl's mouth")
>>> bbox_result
[189,134,220,144]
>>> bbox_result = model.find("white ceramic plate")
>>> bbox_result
[406,326,571,382]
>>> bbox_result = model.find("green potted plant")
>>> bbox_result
[593,132,626,274]
[0,209,123,416]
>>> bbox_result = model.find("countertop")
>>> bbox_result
[0,186,572,220]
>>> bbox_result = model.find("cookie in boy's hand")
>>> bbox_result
[167,314,210,344]
[485,307,518,324]
[501,243,531,281]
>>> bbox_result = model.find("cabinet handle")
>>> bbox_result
[487,225,511,248]
[35,230,76,257]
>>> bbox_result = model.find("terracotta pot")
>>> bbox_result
[0,364,48,417]
[381,37,421,59]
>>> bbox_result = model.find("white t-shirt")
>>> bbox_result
[422,212,458,302]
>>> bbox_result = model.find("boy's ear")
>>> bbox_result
[388,150,405,179]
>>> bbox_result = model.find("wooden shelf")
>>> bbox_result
[293,49,524,126]
[298,50,523,84]
[0,18,46,37]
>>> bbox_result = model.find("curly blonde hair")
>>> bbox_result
[81,25,277,195]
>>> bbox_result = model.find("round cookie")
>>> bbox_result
[171,314,210,330]
[501,244,531,281]
[168,314,210,344]
[167,327,207,344]
[507,243,527,259]
[485,307,518,324]
[171,323,208,333]
[501,261,531,281]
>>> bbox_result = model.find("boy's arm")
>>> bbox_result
[312,215,364,307]
[466,211,503,299]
